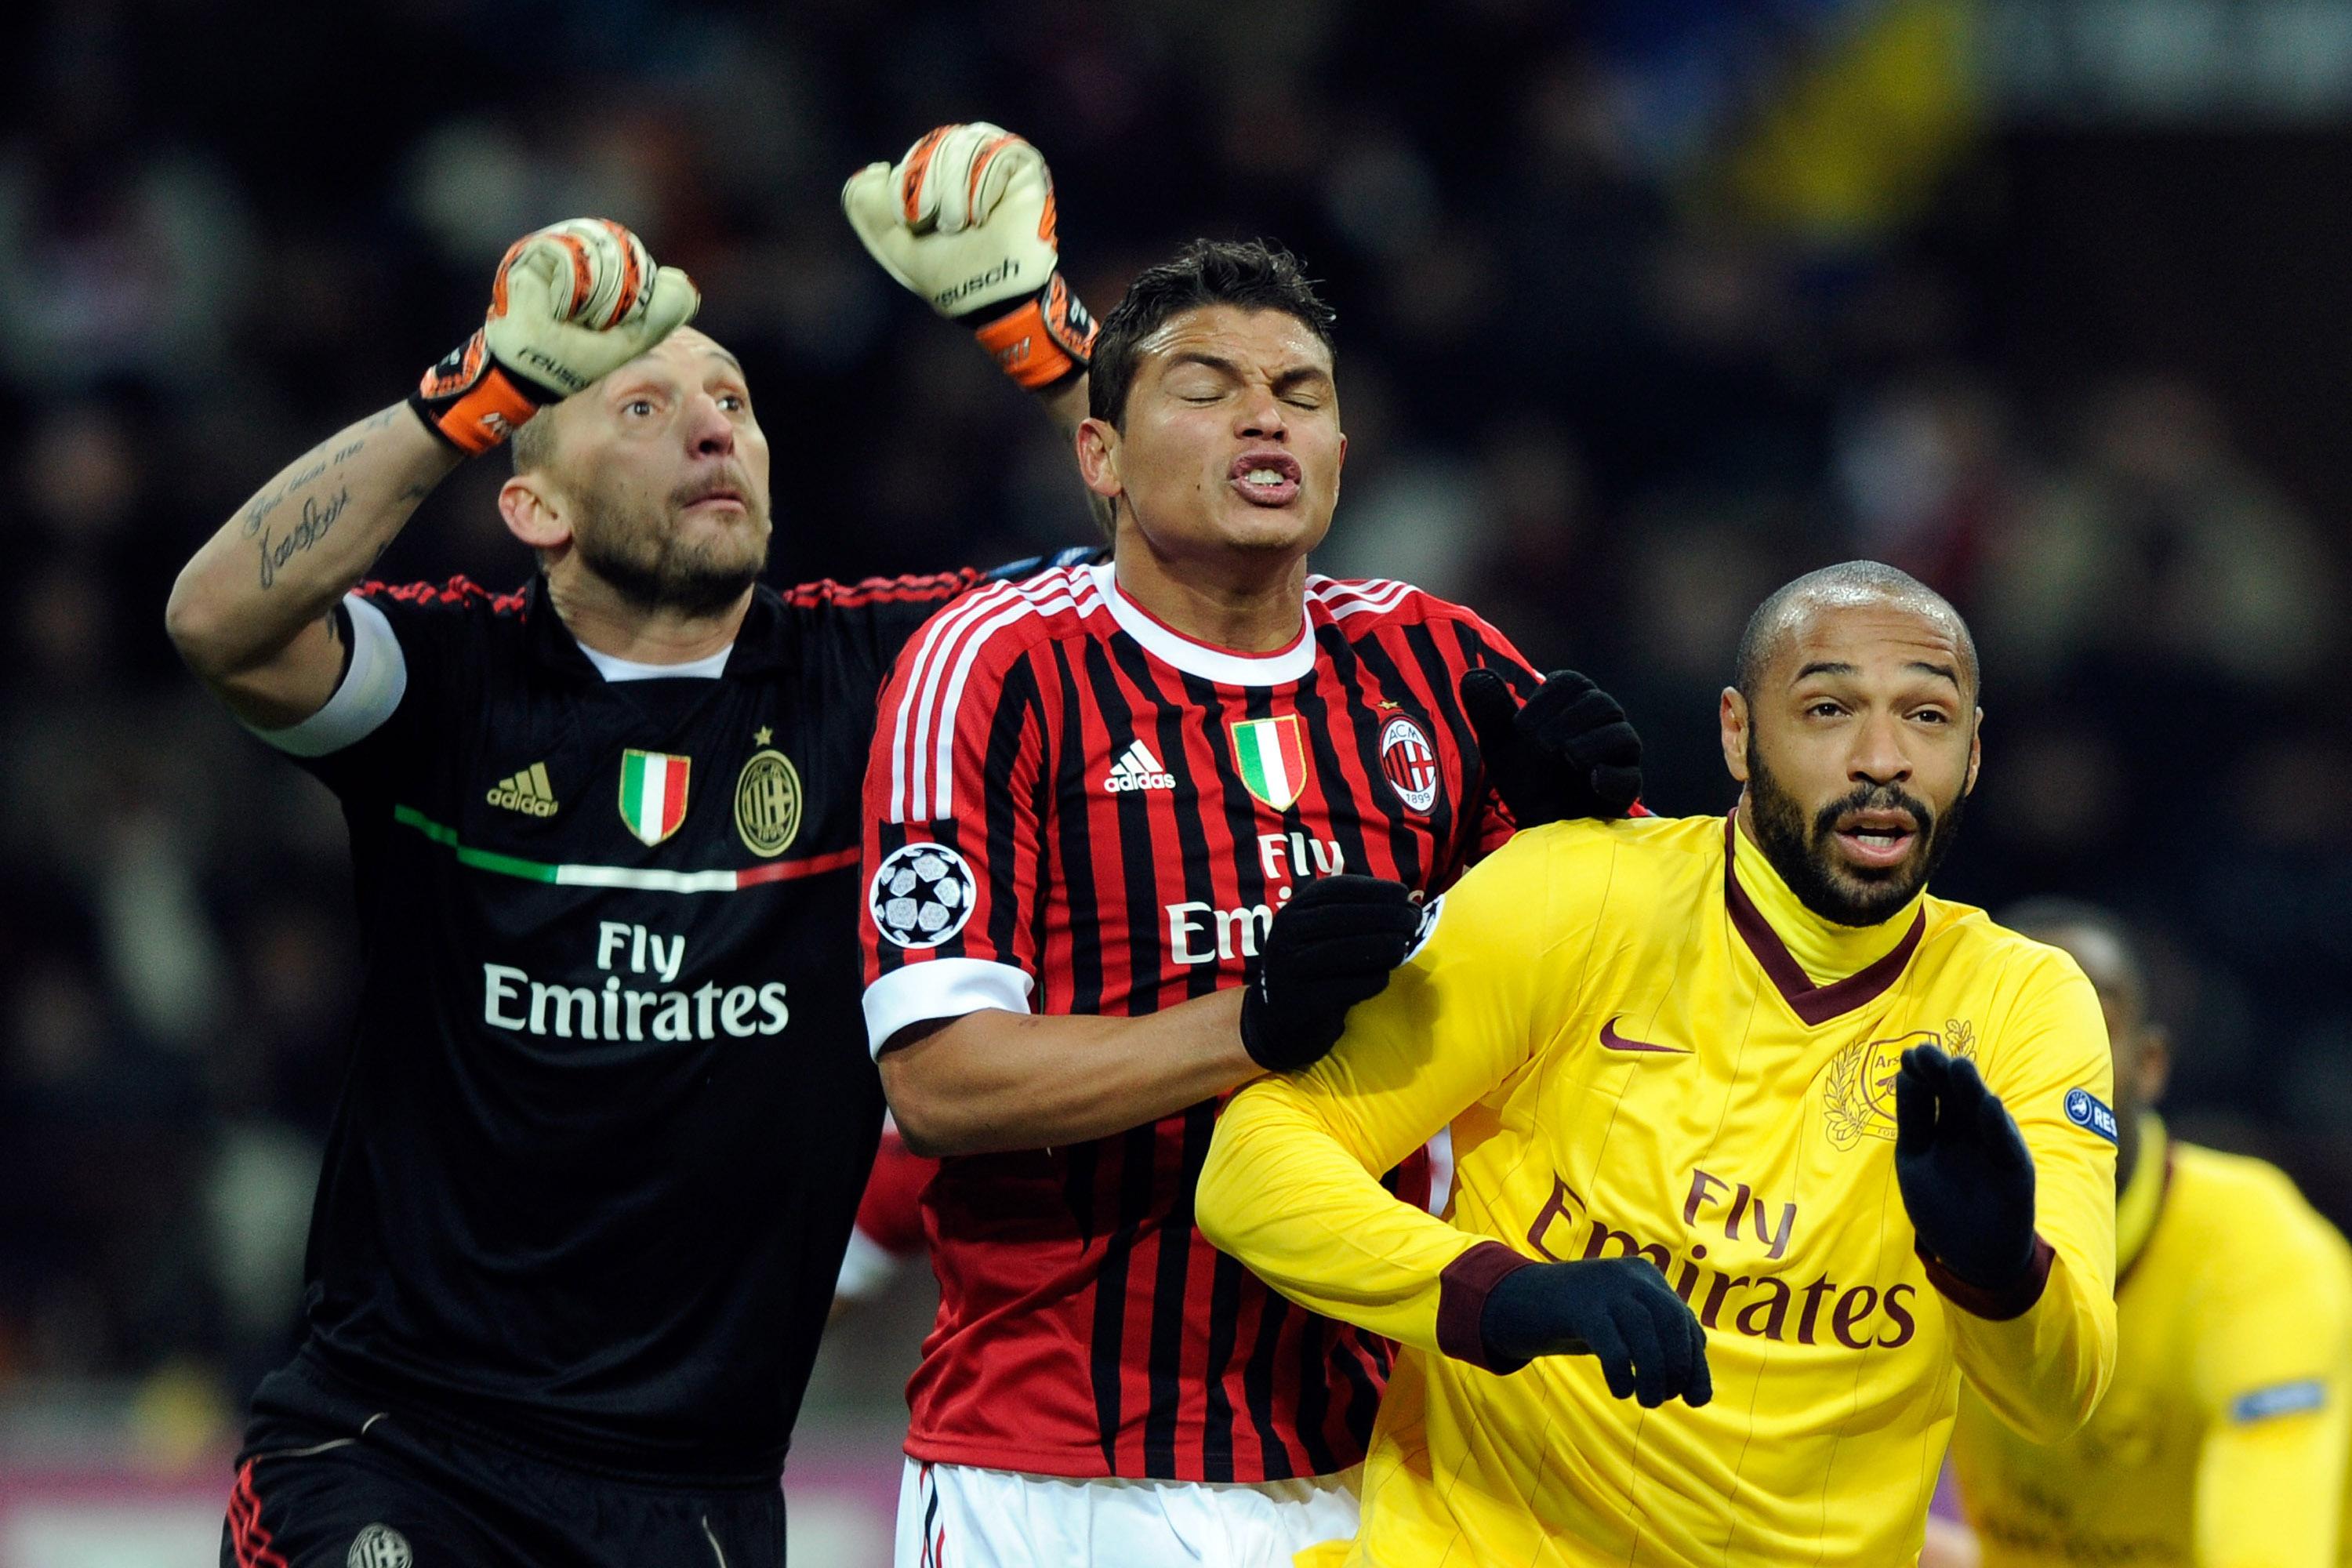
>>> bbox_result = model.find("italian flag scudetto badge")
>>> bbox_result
[1229,714,1308,811]
[618,750,691,846]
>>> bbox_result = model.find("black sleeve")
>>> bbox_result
[776,571,985,694]
[287,579,495,808]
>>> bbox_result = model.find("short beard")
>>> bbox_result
[1746,741,1966,927]
[569,479,768,617]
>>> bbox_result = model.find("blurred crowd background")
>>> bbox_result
[0,0,2347,1514]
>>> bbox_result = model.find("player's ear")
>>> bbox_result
[499,473,574,550]
[1964,708,1984,797]
[1076,417,1124,504]
[1719,688,1751,783]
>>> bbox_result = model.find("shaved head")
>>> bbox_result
[1722,559,1984,927]
[510,327,741,477]
[1734,561,1978,704]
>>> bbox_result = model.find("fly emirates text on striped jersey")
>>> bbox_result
[477,920,790,1042]
[1166,832,1349,966]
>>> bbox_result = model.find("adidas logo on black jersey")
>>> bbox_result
[1104,740,1176,793]
[488,762,560,817]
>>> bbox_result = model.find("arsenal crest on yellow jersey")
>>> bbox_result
[1823,1018,1976,1150]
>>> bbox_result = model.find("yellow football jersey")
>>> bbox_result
[1951,1117,2352,1568]
[1198,812,2118,1568]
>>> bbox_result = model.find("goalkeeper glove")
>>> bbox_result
[1460,668,1644,826]
[411,218,699,456]
[1238,876,1425,1073]
[842,122,1098,391]
[1480,1256,1714,1407]
[1895,1045,2042,1303]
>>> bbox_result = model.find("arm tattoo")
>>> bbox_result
[241,409,387,536]
[241,488,284,538]
[241,453,325,537]
[256,486,352,589]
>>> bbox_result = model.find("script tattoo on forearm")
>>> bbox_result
[238,410,404,539]
[241,452,321,537]
[257,486,352,589]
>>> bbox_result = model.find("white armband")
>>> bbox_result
[861,958,1036,1061]
[246,593,408,757]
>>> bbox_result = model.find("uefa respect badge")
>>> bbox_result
[2064,1087,2119,1143]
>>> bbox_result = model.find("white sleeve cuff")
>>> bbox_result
[245,593,408,757]
[862,958,1035,1060]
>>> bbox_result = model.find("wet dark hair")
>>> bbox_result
[1733,560,1980,703]
[1087,238,1337,429]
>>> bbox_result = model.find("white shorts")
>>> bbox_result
[893,1457,1360,1568]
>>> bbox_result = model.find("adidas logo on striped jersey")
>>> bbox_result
[1103,739,1176,793]
[487,761,560,817]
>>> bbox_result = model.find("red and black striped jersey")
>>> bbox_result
[858,560,1537,1483]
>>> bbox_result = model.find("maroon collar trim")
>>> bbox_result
[1722,814,1926,1027]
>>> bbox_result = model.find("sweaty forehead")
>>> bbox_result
[1137,306,1331,375]
[1769,595,1971,689]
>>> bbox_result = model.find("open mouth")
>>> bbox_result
[1228,450,1302,508]
[1831,808,1918,869]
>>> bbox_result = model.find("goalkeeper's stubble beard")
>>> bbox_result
[567,471,772,618]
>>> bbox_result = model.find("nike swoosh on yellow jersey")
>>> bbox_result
[1599,1017,1690,1054]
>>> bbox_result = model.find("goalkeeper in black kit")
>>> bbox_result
[165,213,1097,1566]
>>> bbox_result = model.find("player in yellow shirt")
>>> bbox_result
[1929,899,2352,1568]
[1196,561,2120,1567]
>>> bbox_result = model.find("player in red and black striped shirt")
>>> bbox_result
[850,129,1643,1567]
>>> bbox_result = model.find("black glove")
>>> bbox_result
[1895,1045,2038,1293]
[1238,876,1425,1072]
[1480,1258,1713,1408]
[1460,669,1643,827]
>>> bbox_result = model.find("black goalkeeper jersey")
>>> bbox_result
[260,569,974,1485]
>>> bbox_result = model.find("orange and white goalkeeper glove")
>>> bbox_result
[411,218,700,455]
[842,123,1097,391]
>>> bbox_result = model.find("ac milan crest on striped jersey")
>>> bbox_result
[1378,715,1441,814]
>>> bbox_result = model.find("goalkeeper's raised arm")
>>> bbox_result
[842,122,1098,445]
[165,218,696,728]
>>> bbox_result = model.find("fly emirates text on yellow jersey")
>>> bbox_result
[1198,812,2119,1568]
